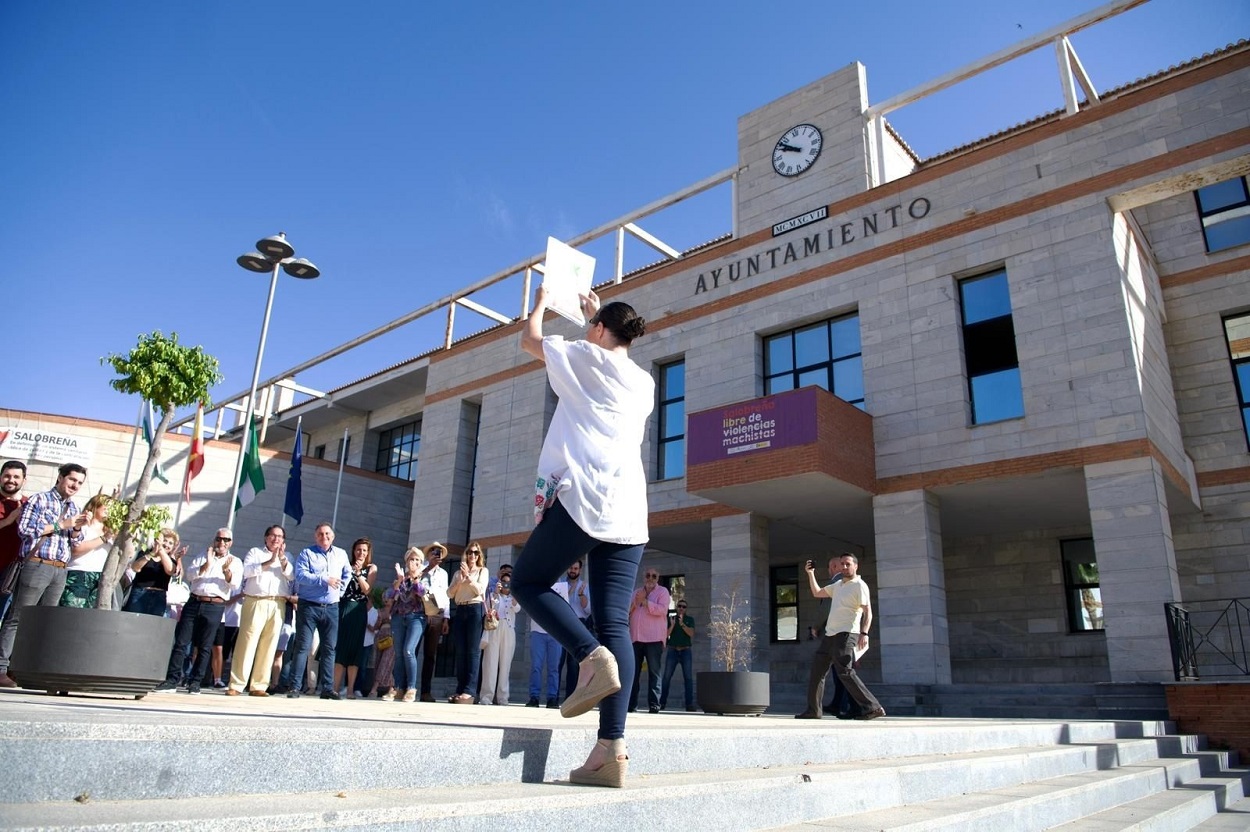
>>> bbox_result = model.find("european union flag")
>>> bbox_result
[284,418,304,525]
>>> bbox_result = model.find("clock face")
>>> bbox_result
[772,123,823,177]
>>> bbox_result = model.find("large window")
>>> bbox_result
[764,313,864,408]
[959,269,1024,424]
[375,420,420,481]
[1224,313,1250,448]
[1196,176,1250,253]
[657,360,686,480]
[770,565,800,643]
[1061,538,1103,633]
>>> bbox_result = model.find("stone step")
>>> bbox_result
[1188,793,1250,829]
[770,760,1221,832]
[1048,769,1250,831]
[0,741,1233,831]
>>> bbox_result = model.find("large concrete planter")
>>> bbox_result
[10,605,175,698]
[696,670,770,715]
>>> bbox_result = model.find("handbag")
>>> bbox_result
[483,613,499,631]
[165,577,190,607]
[375,634,394,651]
[0,559,22,596]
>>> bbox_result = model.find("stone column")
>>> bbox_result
[709,513,770,673]
[1084,457,1180,681]
[872,489,951,685]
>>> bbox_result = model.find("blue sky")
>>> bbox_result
[2,0,1246,428]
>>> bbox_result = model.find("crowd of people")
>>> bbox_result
[0,288,887,792]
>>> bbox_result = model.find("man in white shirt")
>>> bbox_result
[560,559,592,701]
[227,525,292,697]
[155,528,242,695]
[796,553,885,721]
[418,542,451,702]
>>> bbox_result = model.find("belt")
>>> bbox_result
[193,595,226,604]
[299,600,336,607]
[26,557,67,568]
[245,595,284,601]
[670,646,690,651]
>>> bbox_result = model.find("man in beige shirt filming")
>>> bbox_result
[796,553,885,721]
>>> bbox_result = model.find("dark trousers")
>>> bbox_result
[512,499,644,742]
[628,641,663,711]
[419,614,444,697]
[289,600,339,695]
[805,631,881,716]
[661,646,694,710]
[452,603,484,696]
[165,597,225,685]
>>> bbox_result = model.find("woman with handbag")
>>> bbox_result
[382,546,426,702]
[122,529,185,616]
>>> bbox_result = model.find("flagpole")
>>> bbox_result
[332,427,348,528]
[121,399,144,498]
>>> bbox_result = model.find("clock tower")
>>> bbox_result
[736,62,883,236]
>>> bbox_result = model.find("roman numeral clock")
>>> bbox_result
[772,123,823,177]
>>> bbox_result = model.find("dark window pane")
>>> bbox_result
[1197,178,1249,212]
[766,335,794,375]
[794,324,830,367]
[833,355,864,403]
[960,270,1012,324]
[970,367,1024,423]
[964,316,1020,376]
[775,565,798,582]
[830,316,861,358]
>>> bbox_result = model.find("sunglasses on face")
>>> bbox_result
[645,573,658,579]
[215,537,232,543]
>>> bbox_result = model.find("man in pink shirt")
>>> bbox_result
[627,567,670,713]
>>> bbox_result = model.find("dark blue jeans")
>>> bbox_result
[512,499,644,741]
[628,641,663,711]
[661,647,694,710]
[289,600,339,695]
[390,611,425,692]
[123,587,167,617]
[452,603,484,696]
[164,597,224,685]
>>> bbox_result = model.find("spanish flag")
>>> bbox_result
[182,404,204,502]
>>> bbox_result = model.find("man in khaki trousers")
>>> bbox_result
[227,526,292,696]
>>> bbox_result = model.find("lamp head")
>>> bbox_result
[256,233,295,260]
[282,258,320,280]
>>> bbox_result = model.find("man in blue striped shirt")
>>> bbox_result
[285,523,350,699]
[0,463,89,688]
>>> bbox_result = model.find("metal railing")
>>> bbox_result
[1165,598,1250,681]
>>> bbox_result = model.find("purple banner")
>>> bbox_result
[687,387,818,465]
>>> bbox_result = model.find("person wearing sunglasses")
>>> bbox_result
[627,568,670,715]
[155,528,241,694]
[512,286,653,788]
[660,600,696,712]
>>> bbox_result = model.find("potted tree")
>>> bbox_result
[10,331,222,697]
[696,582,770,715]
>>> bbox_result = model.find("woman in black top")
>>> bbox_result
[334,538,376,696]
[122,528,185,616]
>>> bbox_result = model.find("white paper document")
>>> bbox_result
[542,237,595,325]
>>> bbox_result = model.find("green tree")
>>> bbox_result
[97,331,223,609]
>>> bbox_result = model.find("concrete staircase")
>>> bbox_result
[0,690,1244,830]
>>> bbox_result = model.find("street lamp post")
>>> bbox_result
[226,232,320,530]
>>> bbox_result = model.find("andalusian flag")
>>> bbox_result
[142,401,169,484]
[235,415,265,510]
[182,404,205,502]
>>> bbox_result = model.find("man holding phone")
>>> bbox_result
[795,553,885,721]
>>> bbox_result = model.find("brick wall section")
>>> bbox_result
[1165,682,1250,762]
[686,388,875,493]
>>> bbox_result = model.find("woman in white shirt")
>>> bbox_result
[59,494,114,608]
[513,287,653,788]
